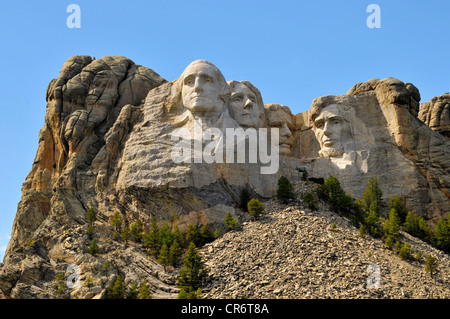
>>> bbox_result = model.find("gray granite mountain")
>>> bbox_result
[0,56,449,299]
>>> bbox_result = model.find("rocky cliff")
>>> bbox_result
[0,56,449,299]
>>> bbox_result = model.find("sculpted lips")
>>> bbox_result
[322,138,336,146]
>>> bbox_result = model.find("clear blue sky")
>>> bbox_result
[0,0,449,262]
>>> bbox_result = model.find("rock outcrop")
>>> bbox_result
[419,93,450,139]
[1,56,449,299]
[293,78,450,223]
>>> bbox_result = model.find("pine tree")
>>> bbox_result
[106,275,126,299]
[87,225,94,240]
[157,244,169,271]
[224,212,238,231]
[425,254,439,278]
[169,240,183,267]
[130,218,143,243]
[185,224,201,246]
[385,236,394,250]
[417,216,433,241]
[301,192,317,210]
[159,222,175,247]
[144,217,161,256]
[247,198,264,220]
[277,176,294,203]
[365,201,382,238]
[139,280,152,299]
[318,175,355,215]
[177,242,208,292]
[214,229,220,239]
[128,280,139,299]
[86,207,97,224]
[200,224,213,245]
[383,208,401,239]
[403,211,418,235]
[415,251,423,262]
[111,211,123,232]
[89,238,99,256]
[361,177,383,214]
[434,217,450,253]
[177,288,190,299]
[398,242,412,260]
[389,194,408,223]
[121,225,130,244]
[240,188,251,212]
[173,224,185,248]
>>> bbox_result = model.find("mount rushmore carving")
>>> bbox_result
[4,56,450,269]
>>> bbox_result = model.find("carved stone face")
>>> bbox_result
[181,61,225,114]
[229,83,261,128]
[266,105,294,155]
[312,104,345,157]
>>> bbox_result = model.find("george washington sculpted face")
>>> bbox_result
[181,60,228,116]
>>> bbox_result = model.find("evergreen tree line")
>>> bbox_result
[303,174,448,275]
[105,276,152,299]
[291,173,450,256]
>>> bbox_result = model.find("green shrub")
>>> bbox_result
[434,216,450,253]
[277,176,294,203]
[86,207,97,224]
[224,212,238,231]
[89,238,99,255]
[301,192,317,210]
[385,236,394,250]
[247,198,264,220]
[398,242,412,260]
[425,254,439,278]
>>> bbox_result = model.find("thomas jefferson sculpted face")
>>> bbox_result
[312,104,345,157]
[181,60,228,116]
[229,81,264,128]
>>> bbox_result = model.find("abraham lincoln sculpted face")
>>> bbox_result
[312,104,346,157]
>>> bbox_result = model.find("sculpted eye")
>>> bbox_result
[184,78,194,85]
[233,97,242,102]
[202,75,213,83]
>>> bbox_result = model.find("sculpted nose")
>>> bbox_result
[243,97,253,109]
[193,77,202,92]
[323,122,331,135]
[281,123,291,137]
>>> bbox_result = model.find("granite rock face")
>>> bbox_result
[419,93,450,139]
[293,78,450,223]
[1,57,449,299]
